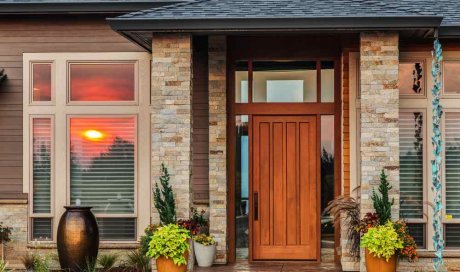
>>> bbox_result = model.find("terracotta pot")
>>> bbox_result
[365,249,397,272]
[156,252,189,272]
[57,206,99,272]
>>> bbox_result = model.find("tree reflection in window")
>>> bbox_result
[70,118,135,215]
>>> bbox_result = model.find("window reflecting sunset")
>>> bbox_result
[69,63,135,102]
[32,63,52,102]
[70,117,135,214]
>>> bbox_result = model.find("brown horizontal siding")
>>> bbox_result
[192,36,210,203]
[0,15,143,200]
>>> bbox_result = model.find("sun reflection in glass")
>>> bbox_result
[83,129,104,141]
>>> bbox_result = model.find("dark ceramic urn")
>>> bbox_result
[57,206,99,271]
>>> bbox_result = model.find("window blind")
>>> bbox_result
[399,112,424,219]
[446,224,460,248]
[69,117,135,215]
[445,112,460,219]
[32,218,52,240]
[98,218,136,241]
[407,223,425,249]
[32,118,52,214]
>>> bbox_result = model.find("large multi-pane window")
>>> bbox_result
[24,53,150,243]
[396,57,460,250]
[352,53,460,252]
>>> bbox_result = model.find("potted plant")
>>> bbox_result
[0,223,11,262]
[193,234,216,267]
[361,221,403,272]
[147,224,190,272]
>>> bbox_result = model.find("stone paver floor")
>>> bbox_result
[195,261,342,272]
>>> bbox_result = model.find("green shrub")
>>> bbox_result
[97,254,118,271]
[153,164,177,225]
[21,252,49,272]
[126,250,151,272]
[371,170,394,225]
[193,234,216,246]
[147,224,190,265]
[0,260,10,272]
[361,221,403,261]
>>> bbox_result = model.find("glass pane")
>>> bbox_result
[235,61,248,103]
[445,224,460,248]
[69,63,135,102]
[407,223,425,249]
[32,63,52,102]
[235,115,249,259]
[399,112,424,219]
[32,118,52,214]
[321,61,335,102]
[98,218,136,241]
[445,112,460,219]
[444,62,460,95]
[253,61,316,102]
[399,62,424,95]
[32,218,52,241]
[70,117,135,214]
[321,116,334,244]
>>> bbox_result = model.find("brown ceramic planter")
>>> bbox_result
[57,206,99,272]
[156,252,189,272]
[365,249,397,272]
[156,252,188,272]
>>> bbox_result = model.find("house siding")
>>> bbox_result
[192,36,210,204]
[0,15,143,200]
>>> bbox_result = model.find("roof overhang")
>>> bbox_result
[108,15,444,51]
[439,24,460,38]
[0,1,183,15]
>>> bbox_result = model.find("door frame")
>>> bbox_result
[226,35,342,264]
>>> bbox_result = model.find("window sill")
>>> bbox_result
[27,242,140,250]
[417,250,460,258]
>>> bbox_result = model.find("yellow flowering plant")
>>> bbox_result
[147,224,190,265]
[361,221,403,262]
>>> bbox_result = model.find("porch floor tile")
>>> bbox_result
[195,261,342,272]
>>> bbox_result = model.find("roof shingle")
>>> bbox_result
[117,0,460,26]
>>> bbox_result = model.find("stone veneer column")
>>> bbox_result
[151,34,193,221]
[208,35,227,264]
[359,32,400,270]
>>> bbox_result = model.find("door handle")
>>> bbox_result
[254,192,259,221]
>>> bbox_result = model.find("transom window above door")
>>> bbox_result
[235,60,335,103]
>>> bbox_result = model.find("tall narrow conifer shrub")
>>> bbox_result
[153,164,177,225]
[371,169,394,225]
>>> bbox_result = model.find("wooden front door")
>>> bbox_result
[252,115,318,260]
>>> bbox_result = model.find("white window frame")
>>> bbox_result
[23,52,151,244]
